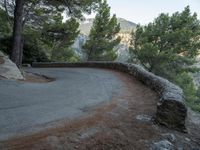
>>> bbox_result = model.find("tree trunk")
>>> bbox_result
[19,37,24,65]
[87,47,94,61]
[11,0,24,67]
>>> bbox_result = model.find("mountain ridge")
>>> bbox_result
[79,17,137,35]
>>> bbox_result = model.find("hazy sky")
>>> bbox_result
[87,0,200,25]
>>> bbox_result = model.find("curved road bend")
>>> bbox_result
[0,68,124,140]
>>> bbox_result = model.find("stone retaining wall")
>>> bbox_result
[32,62,187,132]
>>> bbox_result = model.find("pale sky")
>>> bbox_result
[87,0,200,25]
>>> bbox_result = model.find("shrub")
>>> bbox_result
[173,72,200,112]
[0,36,49,64]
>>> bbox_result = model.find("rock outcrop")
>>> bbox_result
[32,61,187,132]
[0,51,24,80]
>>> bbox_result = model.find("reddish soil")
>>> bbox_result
[20,72,55,83]
[1,70,200,150]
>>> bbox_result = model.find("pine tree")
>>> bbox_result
[1,0,100,66]
[129,6,200,111]
[42,16,80,61]
[11,0,24,67]
[83,0,121,61]
[129,6,200,75]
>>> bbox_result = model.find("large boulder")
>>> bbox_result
[0,51,24,80]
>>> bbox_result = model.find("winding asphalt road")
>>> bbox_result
[0,68,123,140]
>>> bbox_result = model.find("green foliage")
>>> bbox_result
[0,2,81,63]
[23,30,50,63]
[42,17,80,62]
[44,0,100,19]
[0,0,100,64]
[43,17,79,47]
[0,8,11,38]
[196,86,200,98]
[23,42,50,64]
[0,19,50,63]
[173,72,200,112]
[51,48,80,62]
[0,36,12,55]
[129,6,200,112]
[83,0,121,61]
[130,6,200,74]
[0,0,100,28]
[0,35,49,63]
[174,72,196,98]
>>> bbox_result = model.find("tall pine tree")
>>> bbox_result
[2,0,100,67]
[11,0,24,67]
[83,0,121,61]
[129,6,200,111]
[129,6,200,76]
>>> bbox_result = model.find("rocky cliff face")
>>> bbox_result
[115,44,130,62]
[71,34,88,60]
[115,33,132,62]
[79,18,136,35]
[0,51,24,80]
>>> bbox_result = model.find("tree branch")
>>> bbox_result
[3,0,12,27]
[63,0,72,14]
[22,1,37,28]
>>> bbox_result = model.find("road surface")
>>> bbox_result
[1,68,200,150]
[0,68,123,140]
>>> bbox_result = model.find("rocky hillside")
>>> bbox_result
[72,34,88,60]
[79,18,137,35]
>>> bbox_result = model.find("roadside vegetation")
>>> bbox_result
[129,6,200,111]
[0,0,100,65]
[0,0,119,64]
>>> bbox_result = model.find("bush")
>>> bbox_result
[0,36,12,55]
[51,47,80,62]
[23,39,49,63]
[172,72,200,112]
[129,6,200,112]
[0,36,49,64]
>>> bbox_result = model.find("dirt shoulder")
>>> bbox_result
[20,72,55,83]
[1,70,200,150]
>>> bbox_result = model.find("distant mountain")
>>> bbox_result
[79,18,137,35]
[73,18,136,62]
[117,18,137,32]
